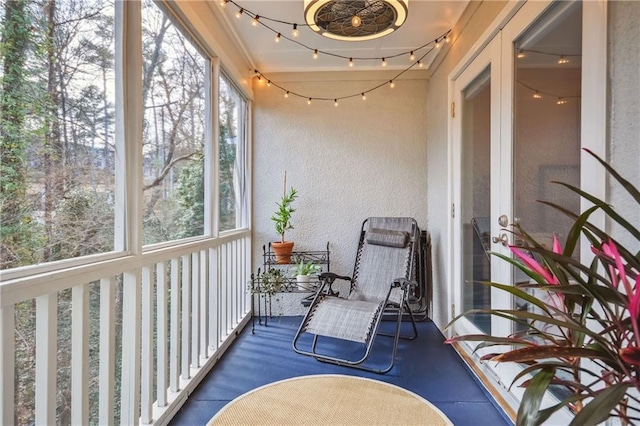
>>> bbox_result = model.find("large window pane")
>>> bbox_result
[0,0,116,270]
[461,68,492,334]
[219,73,247,232]
[141,0,206,245]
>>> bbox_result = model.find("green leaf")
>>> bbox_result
[569,383,631,426]
[516,366,555,426]
[537,394,587,425]
[584,148,640,204]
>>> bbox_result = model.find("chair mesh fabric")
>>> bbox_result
[304,298,382,343]
[303,218,414,343]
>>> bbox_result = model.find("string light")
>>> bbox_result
[417,60,423,68]
[275,33,281,42]
[445,34,450,43]
[517,48,580,63]
[219,0,228,8]
[351,15,362,28]
[267,80,271,87]
[517,80,578,105]
[307,98,312,105]
[361,93,366,100]
[381,58,387,67]
[222,1,451,69]
[349,58,354,67]
[334,99,338,107]
[284,91,289,98]
[389,80,395,88]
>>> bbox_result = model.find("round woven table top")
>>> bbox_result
[208,374,453,425]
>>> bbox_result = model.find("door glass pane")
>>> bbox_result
[513,1,582,398]
[461,67,492,334]
[513,3,581,270]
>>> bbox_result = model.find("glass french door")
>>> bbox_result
[451,0,583,411]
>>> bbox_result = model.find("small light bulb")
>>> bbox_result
[307,98,312,105]
[334,99,338,107]
[236,8,243,18]
[361,93,366,100]
[381,58,387,67]
[445,34,450,43]
[351,15,362,28]
[435,39,441,48]
[219,0,227,8]
[349,58,353,67]
[558,55,569,64]
[409,51,415,61]
[517,49,526,59]
[417,60,423,68]
[267,80,271,87]
[313,49,318,59]
[389,80,395,88]
[533,91,542,99]
[284,91,289,98]
[556,97,567,105]
[252,15,259,26]
[275,33,281,42]
[292,24,299,37]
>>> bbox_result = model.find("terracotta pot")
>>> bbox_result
[272,241,294,264]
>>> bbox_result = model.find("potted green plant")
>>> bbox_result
[289,260,322,290]
[446,149,640,426]
[271,173,298,264]
[258,268,285,296]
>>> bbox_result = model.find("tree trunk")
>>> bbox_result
[0,0,30,268]
[43,0,63,262]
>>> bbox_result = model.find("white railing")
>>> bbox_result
[0,231,252,425]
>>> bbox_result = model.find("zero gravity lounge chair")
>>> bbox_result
[292,217,419,373]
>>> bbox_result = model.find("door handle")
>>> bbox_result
[492,233,509,247]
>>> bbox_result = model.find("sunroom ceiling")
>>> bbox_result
[211,0,469,73]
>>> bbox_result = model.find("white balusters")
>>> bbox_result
[35,293,57,425]
[71,284,90,425]
[99,277,116,425]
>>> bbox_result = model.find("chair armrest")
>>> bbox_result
[318,272,352,296]
[319,272,352,282]
[392,278,417,291]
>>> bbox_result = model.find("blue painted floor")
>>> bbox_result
[170,316,513,425]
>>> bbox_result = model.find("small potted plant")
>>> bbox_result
[289,260,322,290]
[271,172,298,264]
[259,268,285,296]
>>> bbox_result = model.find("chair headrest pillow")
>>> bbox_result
[366,228,410,248]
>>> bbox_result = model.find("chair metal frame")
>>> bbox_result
[292,217,420,373]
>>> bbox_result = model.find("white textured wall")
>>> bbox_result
[252,71,428,314]
[608,1,640,250]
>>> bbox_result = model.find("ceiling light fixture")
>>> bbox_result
[304,0,409,42]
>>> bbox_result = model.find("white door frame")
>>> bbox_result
[446,0,608,417]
